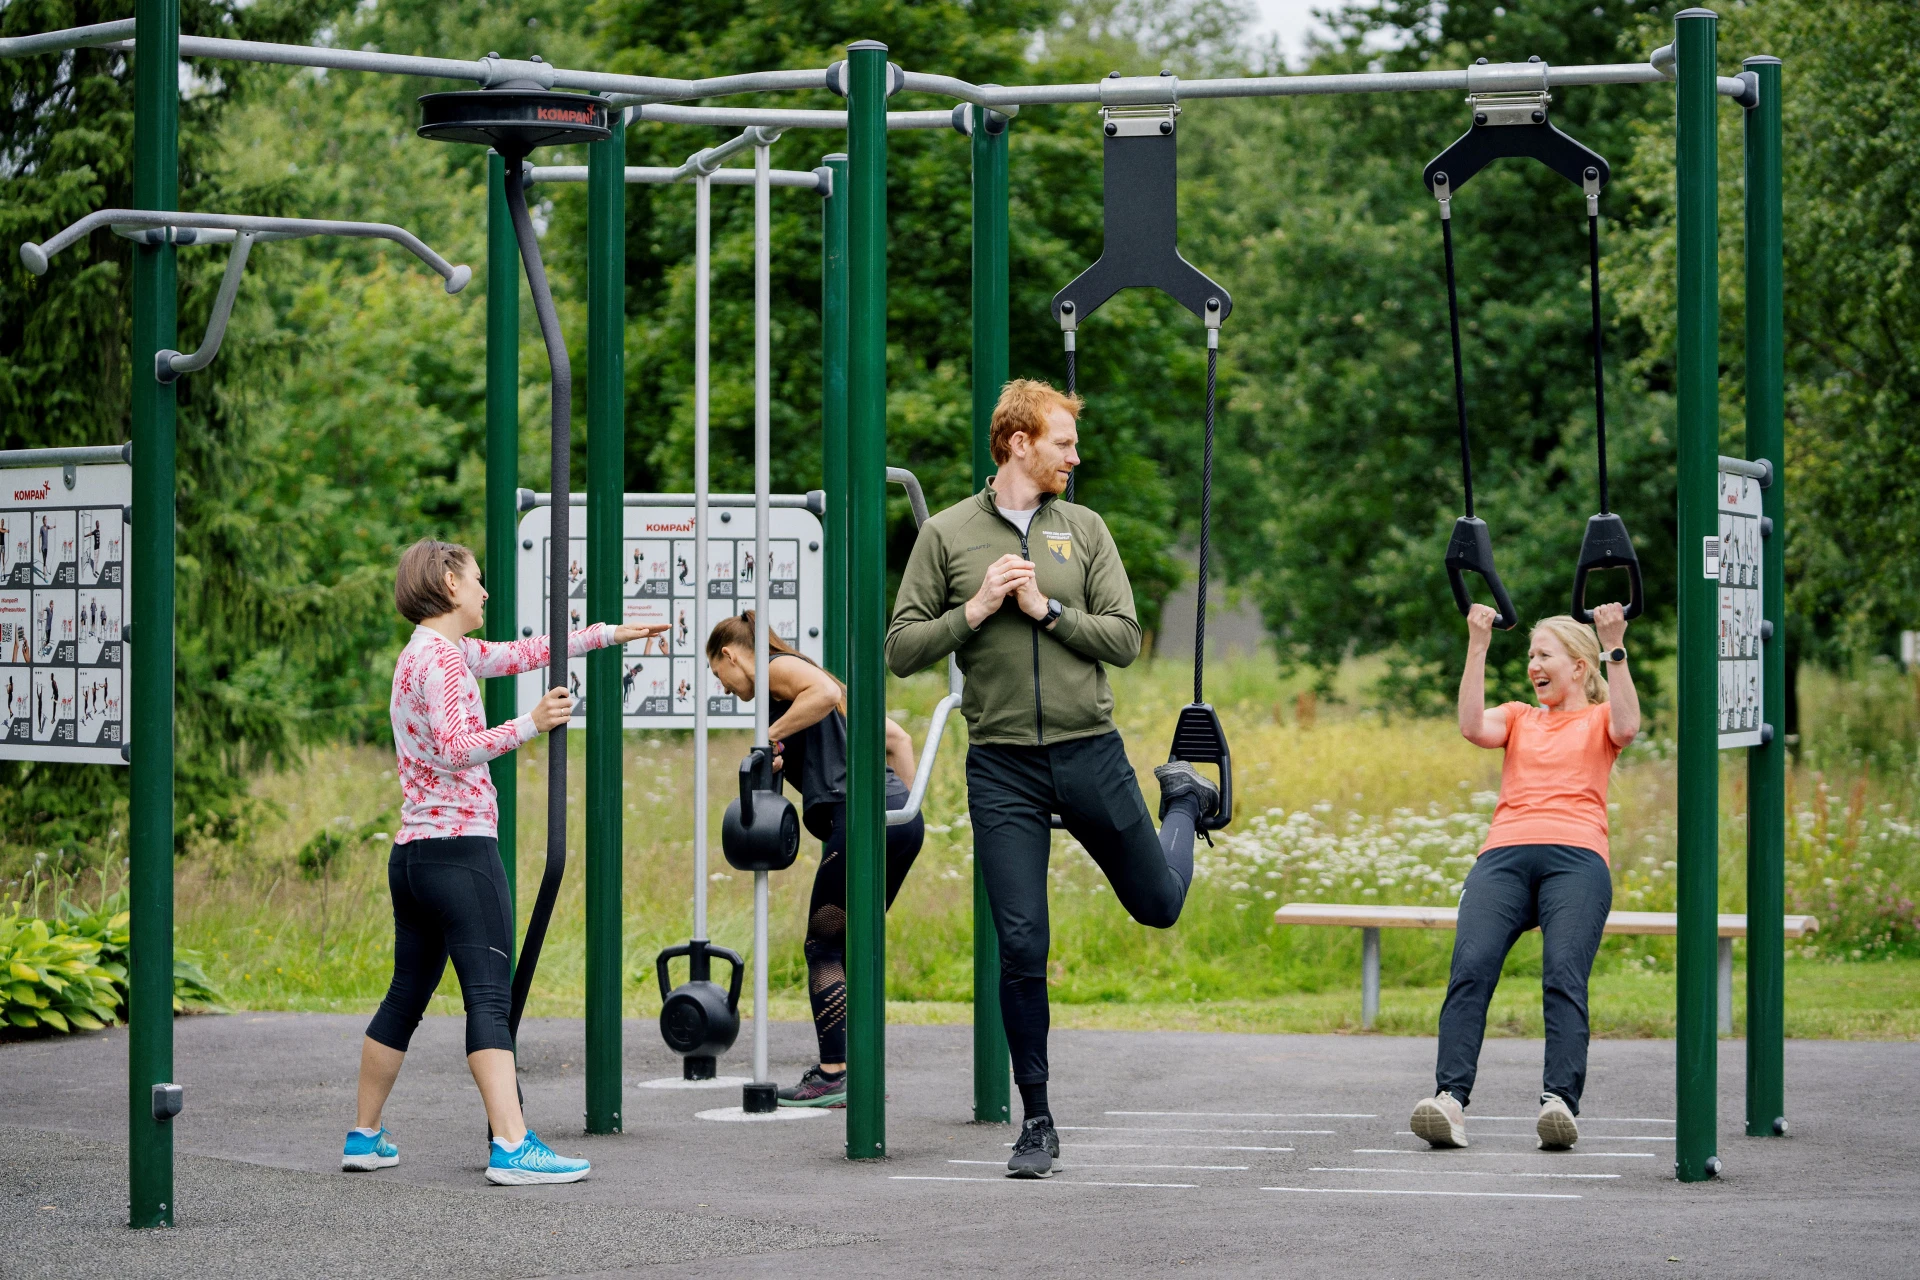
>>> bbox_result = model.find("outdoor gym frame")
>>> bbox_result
[4,4,1779,1222]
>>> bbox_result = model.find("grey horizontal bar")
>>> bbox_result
[1718,455,1774,486]
[0,443,130,467]
[519,488,827,516]
[628,103,955,131]
[527,164,827,192]
[0,18,135,58]
[21,209,470,291]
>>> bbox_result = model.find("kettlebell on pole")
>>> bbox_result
[655,939,744,1080]
[722,747,800,872]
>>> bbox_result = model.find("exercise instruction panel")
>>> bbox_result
[515,501,825,730]
[0,462,130,763]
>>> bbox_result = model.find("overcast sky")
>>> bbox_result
[1246,0,1338,64]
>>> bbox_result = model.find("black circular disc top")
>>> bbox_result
[417,89,611,154]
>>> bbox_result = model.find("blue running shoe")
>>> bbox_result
[342,1127,399,1171]
[486,1130,590,1186]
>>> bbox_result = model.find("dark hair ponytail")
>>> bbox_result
[704,611,804,664]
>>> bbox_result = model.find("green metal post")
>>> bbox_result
[485,153,520,952]
[821,153,850,685]
[844,39,890,1160]
[1673,6,1722,1183]
[128,0,179,1229]
[1742,54,1786,1139]
[584,109,627,1135]
[968,105,1011,1126]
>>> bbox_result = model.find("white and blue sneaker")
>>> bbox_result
[342,1127,399,1171]
[486,1130,590,1185]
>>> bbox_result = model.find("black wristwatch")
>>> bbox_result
[1607,646,1627,664]
[1044,598,1064,630]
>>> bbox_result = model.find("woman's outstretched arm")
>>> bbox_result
[1592,602,1640,747]
[1459,603,1511,749]
[884,717,917,788]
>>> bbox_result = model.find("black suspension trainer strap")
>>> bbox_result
[1195,334,1216,704]
[1064,329,1077,503]
[1440,202,1475,518]
[1586,203,1609,514]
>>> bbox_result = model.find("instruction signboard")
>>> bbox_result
[514,500,825,730]
[0,462,130,764]
[1715,466,1765,749]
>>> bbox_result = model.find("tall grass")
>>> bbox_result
[13,653,1918,1030]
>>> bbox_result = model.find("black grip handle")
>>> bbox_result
[737,747,772,825]
[1570,512,1645,624]
[654,942,691,1001]
[1444,515,1519,630]
[707,944,746,1014]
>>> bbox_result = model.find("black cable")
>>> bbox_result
[1196,341,1215,707]
[1064,337,1076,503]
[1440,210,1473,518]
[503,159,569,1046]
[1587,210,1610,514]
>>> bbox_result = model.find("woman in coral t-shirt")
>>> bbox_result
[1410,601,1639,1153]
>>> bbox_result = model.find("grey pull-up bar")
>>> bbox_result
[883,467,962,829]
[20,210,471,383]
[516,488,828,517]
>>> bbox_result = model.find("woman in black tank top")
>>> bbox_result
[708,613,926,1109]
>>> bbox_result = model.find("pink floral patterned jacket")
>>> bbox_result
[391,623,613,842]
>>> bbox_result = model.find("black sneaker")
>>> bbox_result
[1154,761,1221,822]
[1007,1116,1059,1179]
[777,1066,848,1108]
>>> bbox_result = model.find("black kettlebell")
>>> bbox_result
[655,939,743,1080]
[722,746,800,872]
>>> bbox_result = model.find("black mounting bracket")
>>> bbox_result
[1051,114,1231,327]
[1423,109,1610,197]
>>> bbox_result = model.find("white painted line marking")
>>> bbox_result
[1107,1110,1377,1119]
[1395,1131,1672,1142]
[695,1106,831,1122]
[1312,1166,1619,1180]
[1058,1125,1334,1136]
[949,1160,1249,1171]
[1264,1186,1581,1201]
[1006,1143,1294,1152]
[1464,1116,1673,1124]
[1354,1149,1655,1159]
[893,1176,1197,1189]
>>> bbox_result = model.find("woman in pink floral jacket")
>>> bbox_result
[341,538,663,1186]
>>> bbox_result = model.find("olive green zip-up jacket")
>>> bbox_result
[885,485,1141,746]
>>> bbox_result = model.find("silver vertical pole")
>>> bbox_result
[750,142,774,1088]
[1361,927,1381,1030]
[693,171,711,944]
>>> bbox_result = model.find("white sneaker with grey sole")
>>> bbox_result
[1537,1092,1580,1149]
[1410,1091,1469,1148]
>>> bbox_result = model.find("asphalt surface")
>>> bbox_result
[3,1012,1915,1278]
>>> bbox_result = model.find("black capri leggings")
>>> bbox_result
[366,836,516,1056]
[803,799,924,1064]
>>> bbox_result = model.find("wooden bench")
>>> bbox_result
[1273,903,1820,1032]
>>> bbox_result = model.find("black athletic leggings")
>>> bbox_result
[804,798,924,1064]
[366,836,516,1056]
[967,733,1200,1084]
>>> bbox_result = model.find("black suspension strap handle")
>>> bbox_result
[1062,304,1077,503]
[1433,172,1517,631]
[1570,166,1643,624]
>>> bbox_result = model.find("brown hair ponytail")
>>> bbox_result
[704,611,804,664]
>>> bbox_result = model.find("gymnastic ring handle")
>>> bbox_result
[1444,515,1519,631]
[1570,511,1645,624]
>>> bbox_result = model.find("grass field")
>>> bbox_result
[13,655,1920,1041]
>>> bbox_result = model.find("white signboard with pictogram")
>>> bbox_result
[514,500,825,730]
[1715,466,1765,749]
[0,462,130,763]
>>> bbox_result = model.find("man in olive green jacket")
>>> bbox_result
[886,379,1219,1180]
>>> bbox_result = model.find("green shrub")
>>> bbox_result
[0,890,228,1034]
[1,912,124,1033]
